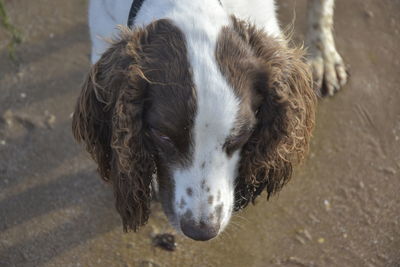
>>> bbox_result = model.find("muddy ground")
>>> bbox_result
[0,0,399,266]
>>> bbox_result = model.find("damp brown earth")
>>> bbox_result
[0,0,399,266]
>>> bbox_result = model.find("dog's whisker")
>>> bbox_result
[232,214,250,224]
[219,227,233,242]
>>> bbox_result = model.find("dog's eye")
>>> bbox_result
[150,128,173,144]
[223,127,254,155]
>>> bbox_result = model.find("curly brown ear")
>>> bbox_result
[72,60,113,182]
[72,27,155,231]
[232,18,317,210]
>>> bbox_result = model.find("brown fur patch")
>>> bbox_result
[216,16,316,210]
[216,22,261,157]
[143,21,197,168]
[72,19,196,232]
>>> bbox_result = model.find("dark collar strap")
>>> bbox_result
[128,0,146,28]
[127,0,223,28]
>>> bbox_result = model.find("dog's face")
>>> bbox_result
[73,18,316,241]
[143,20,260,240]
[147,58,256,240]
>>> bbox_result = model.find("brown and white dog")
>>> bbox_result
[73,0,346,241]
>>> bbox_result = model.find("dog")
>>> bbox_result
[72,0,346,241]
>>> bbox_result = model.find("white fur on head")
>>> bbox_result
[136,0,241,232]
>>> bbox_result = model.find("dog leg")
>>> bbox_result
[306,0,348,96]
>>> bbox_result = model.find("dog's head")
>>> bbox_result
[72,18,316,241]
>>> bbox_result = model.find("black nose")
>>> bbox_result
[180,218,220,241]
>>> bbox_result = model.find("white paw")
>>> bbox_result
[308,48,348,96]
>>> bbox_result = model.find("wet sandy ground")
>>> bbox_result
[0,0,399,266]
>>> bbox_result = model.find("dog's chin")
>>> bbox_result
[157,183,234,240]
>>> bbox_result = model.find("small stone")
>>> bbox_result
[49,33,55,38]
[365,10,374,18]
[295,236,306,245]
[343,233,348,238]
[296,229,312,241]
[303,229,312,241]
[0,140,5,145]
[44,111,56,128]
[318,237,325,244]
[309,213,320,224]
[3,110,14,127]
[139,261,161,267]
[324,200,331,211]
[378,166,397,175]
[20,93,27,98]
[287,257,309,266]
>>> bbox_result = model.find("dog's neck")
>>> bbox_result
[130,0,224,28]
[133,0,228,29]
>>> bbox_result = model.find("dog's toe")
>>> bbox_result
[309,54,324,96]
[309,51,348,97]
